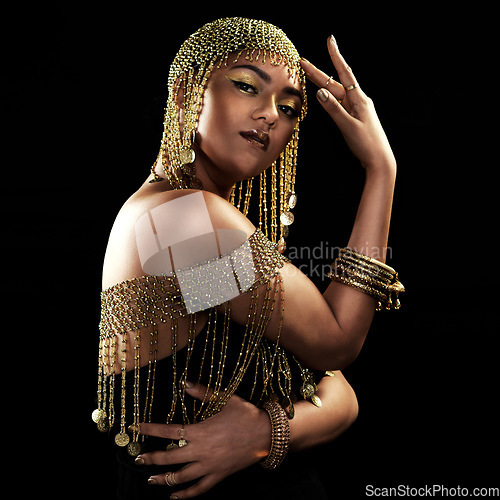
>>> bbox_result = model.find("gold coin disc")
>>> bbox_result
[92,408,105,423]
[127,441,142,457]
[277,237,286,253]
[97,419,109,433]
[311,394,322,407]
[280,211,294,226]
[180,148,195,165]
[301,383,315,399]
[115,432,130,447]
[181,163,196,176]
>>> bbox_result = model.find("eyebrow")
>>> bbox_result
[231,64,303,102]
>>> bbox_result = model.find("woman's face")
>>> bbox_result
[193,58,303,188]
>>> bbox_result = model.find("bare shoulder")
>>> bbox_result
[135,187,255,232]
[101,185,255,289]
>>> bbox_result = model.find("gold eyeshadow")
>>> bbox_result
[225,71,301,116]
[279,99,300,112]
[225,73,260,92]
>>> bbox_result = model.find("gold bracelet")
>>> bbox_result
[328,249,404,311]
[260,399,290,469]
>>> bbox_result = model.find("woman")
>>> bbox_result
[93,17,402,499]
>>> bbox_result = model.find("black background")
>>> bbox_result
[3,2,497,498]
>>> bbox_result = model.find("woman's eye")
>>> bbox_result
[278,105,299,118]
[233,80,257,94]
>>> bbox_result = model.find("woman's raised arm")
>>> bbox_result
[230,37,398,370]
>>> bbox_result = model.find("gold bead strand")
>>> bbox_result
[143,329,158,426]
[127,333,142,456]
[114,333,130,448]
[242,177,253,216]
[270,160,278,244]
[108,335,117,431]
[259,170,268,237]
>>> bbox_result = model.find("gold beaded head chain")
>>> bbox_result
[152,17,308,253]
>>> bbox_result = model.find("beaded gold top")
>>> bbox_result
[100,228,287,337]
[93,229,322,456]
[93,18,318,458]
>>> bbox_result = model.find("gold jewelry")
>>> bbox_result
[325,76,333,86]
[94,229,293,447]
[296,361,322,408]
[328,248,404,311]
[345,83,359,91]
[177,427,187,447]
[156,17,306,252]
[260,398,290,469]
[93,18,315,454]
[165,472,177,487]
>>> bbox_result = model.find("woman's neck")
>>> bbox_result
[153,150,234,201]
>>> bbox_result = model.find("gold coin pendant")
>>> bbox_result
[115,432,130,447]
[280,211,294,226]
[311,394,322,407]
[127,441,142,456]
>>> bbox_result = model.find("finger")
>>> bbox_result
[148,462,204,487]
[183,380,214,402]
[138,422,186,440]
[316,87,352,127]
[300,58,345,102]
[327,35,360,91]
[137,446,192,466]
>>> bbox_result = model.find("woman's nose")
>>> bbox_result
[252,98,279,127]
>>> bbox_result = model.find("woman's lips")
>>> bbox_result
[239,129,269,151]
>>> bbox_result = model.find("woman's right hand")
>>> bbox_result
[135,381,271,499]
[301,36,396,173]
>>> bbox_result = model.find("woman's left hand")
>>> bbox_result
[135,381,271,499]
[300,36,396,173]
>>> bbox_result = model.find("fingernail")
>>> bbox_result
[317,88,329,102]
[170,496,180,500]
[184,380,194,388]
[330,34,338,48]
[147,477,157,485]
[135,456,145,465]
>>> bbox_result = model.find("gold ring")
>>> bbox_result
[325,76,333,86]
[345,83,358,91]
[165,472,177,486]
[177,427,187,447]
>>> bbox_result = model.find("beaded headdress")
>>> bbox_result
[153,17,307,252]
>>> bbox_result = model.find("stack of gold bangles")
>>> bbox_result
[260,399,290,469]
[328,248,405,311]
